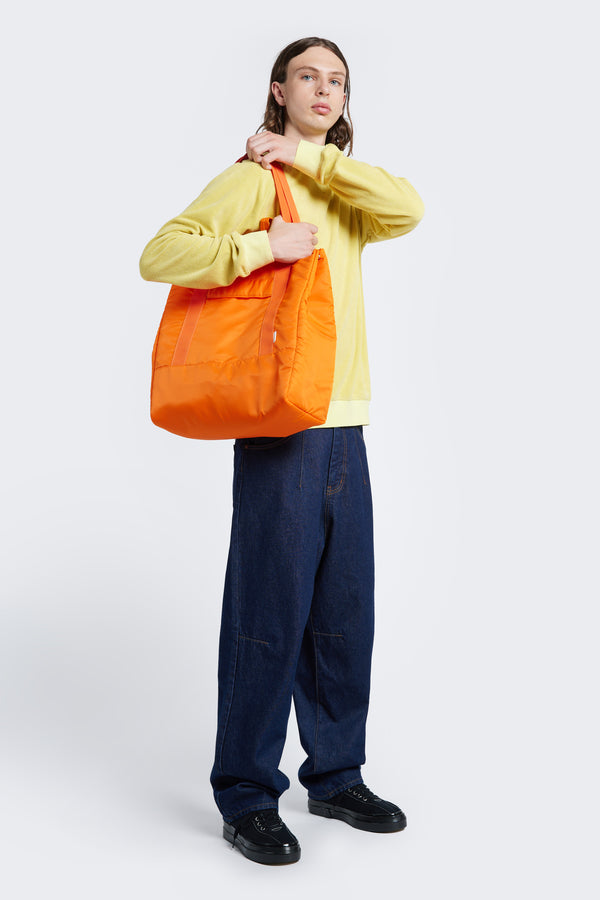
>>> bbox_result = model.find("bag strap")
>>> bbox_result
[270,164,300,223]
[236,156,300,223]
[230,156,304,356]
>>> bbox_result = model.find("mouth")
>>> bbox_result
[311,104,331,115]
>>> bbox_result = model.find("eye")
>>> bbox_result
[301,74,314,81]
[331,79,341,86]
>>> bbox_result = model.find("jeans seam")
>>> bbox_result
[217,450,244,774]
[353,427,368,486]
[310,613,321,773]
[217,632,240,773]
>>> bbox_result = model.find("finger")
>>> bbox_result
[246,135,264,153]
[249,144,275,165]
[248,133,275,153]
[251,130,274,143]
[260,145,282,161]
[251,150,271,167]
[247,131,273,144]
[246,136,273,162]
[245,146,261,163]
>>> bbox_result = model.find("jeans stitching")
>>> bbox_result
[217,448,244,773]
[326,428,348,496]
[217,631,240,773]
[310,613,321,773]
[239,634,270,646]
[353,427,368,486]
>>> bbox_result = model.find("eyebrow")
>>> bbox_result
[293,65,346,79]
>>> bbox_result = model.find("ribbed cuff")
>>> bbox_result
[238,229,274,274]
[292,140,326,180]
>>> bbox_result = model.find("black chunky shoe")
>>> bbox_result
[308,783,407,833]
[223,809,301,865]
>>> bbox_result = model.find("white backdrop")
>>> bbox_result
[1,1,598,897]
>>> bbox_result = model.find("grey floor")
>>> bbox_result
[2,587,590,900]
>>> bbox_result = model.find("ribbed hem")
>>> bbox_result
[310,399,370,429]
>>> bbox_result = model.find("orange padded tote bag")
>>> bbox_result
[150,163,336,440]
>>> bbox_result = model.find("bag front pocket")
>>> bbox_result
[182,292,272,365]
[205,265,274,301]
[170,267,275,365]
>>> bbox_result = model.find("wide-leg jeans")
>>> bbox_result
[210,426,375,823]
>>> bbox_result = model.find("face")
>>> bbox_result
[272,46,347,144]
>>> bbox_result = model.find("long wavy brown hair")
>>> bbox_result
[258,37,353,155]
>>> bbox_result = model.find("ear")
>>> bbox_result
[271,81,286,107]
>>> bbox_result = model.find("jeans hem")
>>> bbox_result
[307,776,364,801]
[222,801,280,825]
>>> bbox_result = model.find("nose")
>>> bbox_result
[317,81,330,96]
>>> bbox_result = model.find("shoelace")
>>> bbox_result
[231,809,283,848]
[346,784,381,802]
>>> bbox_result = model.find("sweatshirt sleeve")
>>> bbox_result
[292,140,424,246]
[139,162,275,289]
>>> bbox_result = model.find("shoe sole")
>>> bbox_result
[223,822,301,865]
[308,799,407,833]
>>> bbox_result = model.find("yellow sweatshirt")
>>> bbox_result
[139,140,424,428]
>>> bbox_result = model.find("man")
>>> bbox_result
[140,37,424,865]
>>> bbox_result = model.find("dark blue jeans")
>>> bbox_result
[210,426,375,822]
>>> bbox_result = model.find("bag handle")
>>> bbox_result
[236,156,300,223]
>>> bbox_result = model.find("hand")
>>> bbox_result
[267,215,318,263]
[246,132,299,169]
